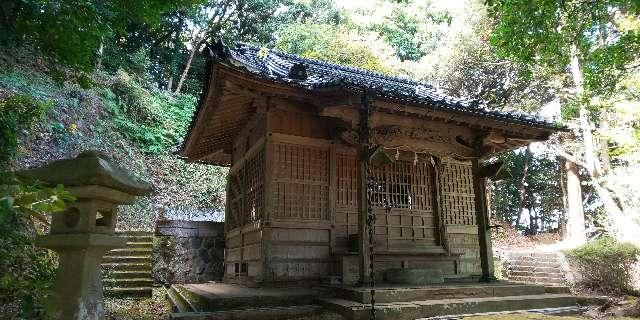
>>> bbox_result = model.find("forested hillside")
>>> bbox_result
[1,0,640,318]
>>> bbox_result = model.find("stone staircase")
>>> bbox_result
[165,282,581,320]
[502,251,567,286]
[102,231,154,297]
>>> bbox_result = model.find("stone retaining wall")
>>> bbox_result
[153,220,225,285]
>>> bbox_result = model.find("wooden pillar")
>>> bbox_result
[357,90,372,284]
[472,158,495,282]
[357,150,370,284]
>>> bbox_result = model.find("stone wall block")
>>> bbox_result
[153,220,224,284]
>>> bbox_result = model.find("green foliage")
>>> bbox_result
[491,148,563,234]
[1,0,201,70]
[276,23,394,74]
[106,70,196,153]
[487,0,640,96]
[0,176,74,319]
[0,94,51,171]
[373,0,451,61]
[566,237,640,293]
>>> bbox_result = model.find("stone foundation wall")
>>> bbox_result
[153,220,224,284]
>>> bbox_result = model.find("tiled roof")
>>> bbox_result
[210,41,561,129]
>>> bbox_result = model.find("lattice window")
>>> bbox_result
[369,161,434,211]
[226,149,265,230]
[441,160,476,225]
[271,142,329,220]
[335,153,439,248]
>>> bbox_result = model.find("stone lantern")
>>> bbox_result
[18,150,152,320]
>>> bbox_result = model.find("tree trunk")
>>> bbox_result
[599,112,612,175]
[558,158,568,237]
[514,146,532,229]
[95,38,104,69]
[564,159,586,245]
[167,76,173,92]
[567,44,640,245]
[174,39,203,95]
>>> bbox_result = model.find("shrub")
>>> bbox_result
[566,237,640,293]
[105,70,196,154]
[0,93,51,170]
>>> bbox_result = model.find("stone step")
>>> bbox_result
[106,248,152,257]
[416,306,588,319]
[507,260,560,267]
[104,287,152,298]
[103,255,151,264]
[167,286,194,313]
[171,284,319,312]
[509,274,565,281]
[170,305,323,320]
[105,278,154,288]
[320,294,577,320]
[118,231,154,236]
[123,235,154,242]
[508,252,559,259]
[102,262,152,272]
[508,266,562,273]
[508,276,565,285]
[329,284,547,304]
[126,241,153,249]
[110,271,153,280]
[508,270,564,278]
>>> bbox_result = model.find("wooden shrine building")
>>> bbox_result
[179,41,561,287]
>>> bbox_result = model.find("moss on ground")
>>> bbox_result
[104,288,170,320]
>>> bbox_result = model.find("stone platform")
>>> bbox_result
[167,282,581,320]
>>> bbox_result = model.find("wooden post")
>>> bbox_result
[357,152,370,284]
[357,90,372,284]
[472,158,495,282]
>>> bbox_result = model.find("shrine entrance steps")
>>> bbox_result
[500,251,567,286]
[102,231,154,297]
[166,282,585,320]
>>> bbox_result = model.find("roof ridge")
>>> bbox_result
[235,42,442,92]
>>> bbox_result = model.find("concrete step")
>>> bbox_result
[110,270,153,280]
[124,235,154,243]
[103,255,151,264]
[104,287,152,298]
[508,266,562,273]
[170,305,323,320]
[170,284,319,312]
[106,247,153,257]
[321,294,578,320]
[508,270,564,277]
[416,306,588,319]
[507,261,560,267]
[509,274,565,281]
[118,231,154,236]
[102,262,152,272]
[105,278,154,288]
[167,286,194,313]
[126,241,153,249]
[329,284,547,303]
[508,252,559,259]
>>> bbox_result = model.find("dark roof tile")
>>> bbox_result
[218,42,560,129]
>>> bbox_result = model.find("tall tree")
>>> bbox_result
[487,0,640,245]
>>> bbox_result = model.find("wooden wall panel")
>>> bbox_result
[440,159,476,225]
[263,227,332,282]
[270,141,330,221]
[226,147,265,230]
[439,158,481,276]
[267,108,331,140]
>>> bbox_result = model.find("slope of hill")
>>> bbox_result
[0,47,227,230]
